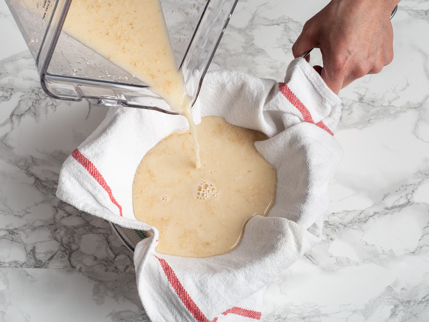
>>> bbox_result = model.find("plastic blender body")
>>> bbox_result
[5,0,238,114]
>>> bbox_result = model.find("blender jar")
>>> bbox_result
[6,0,238,114]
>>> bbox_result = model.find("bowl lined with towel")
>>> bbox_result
[57,57,342,322]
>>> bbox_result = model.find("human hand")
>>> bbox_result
[292,0,399,94]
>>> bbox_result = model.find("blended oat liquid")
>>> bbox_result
[133,116,277,257]
[19,0,200,167]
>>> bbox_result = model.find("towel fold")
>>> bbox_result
[57,58,342,321]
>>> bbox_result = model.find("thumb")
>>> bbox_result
[320,66,343,95]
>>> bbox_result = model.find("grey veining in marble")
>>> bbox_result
[1,0,429,321]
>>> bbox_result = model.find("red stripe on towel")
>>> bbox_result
[222,307,262,320]
[155,256,261,321]
[155,256,213,322]
[279,82,314,123]
[315,121,334,136]
[72,148,123,217]
[278,82,333,136]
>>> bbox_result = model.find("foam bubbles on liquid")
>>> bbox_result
[161,195,170,202]
[195,181,219,200]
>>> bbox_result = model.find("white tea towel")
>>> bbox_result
[57,58,342,322]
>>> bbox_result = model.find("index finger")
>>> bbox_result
[292,26,317,58]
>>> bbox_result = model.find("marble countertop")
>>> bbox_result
[1,0,428,321]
